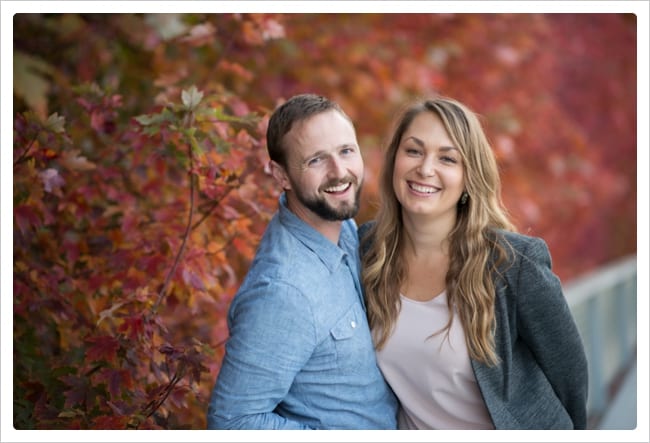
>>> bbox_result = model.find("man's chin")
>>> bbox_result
[323,201,359,221]
[297,188,362,221]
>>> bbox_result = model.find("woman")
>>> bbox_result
[360,96,588,430]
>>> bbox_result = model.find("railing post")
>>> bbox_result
[563,254,636,428]
[586,295,606,417]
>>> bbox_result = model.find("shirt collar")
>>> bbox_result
[277,193,349,273]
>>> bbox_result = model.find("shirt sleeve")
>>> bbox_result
[206,281,316,430]
[514,236,589,429]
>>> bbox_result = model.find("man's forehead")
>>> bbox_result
[285,112,356,151]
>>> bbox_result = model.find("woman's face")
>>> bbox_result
[392,111,465,221]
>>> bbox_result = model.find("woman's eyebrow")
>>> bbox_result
[403,136,458,151]
[403,136,425,147]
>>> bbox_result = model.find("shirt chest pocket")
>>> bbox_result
[329,304,374,372]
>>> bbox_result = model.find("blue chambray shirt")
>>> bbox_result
[207,194,398,429]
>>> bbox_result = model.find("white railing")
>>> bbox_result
[563,254,637,426]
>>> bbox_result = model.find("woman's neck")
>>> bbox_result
[401,211,456,259]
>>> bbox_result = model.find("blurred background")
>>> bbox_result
[10,12,638,430]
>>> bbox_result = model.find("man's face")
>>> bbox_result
[280,109,364,223]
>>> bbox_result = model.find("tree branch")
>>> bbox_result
[13,131,40,168]
[152,112,196,314]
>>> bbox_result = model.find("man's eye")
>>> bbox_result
[307,156,323,166]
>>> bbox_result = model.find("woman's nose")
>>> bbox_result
[417,157,436,177]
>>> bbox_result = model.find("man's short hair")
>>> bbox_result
[266,93,350,168]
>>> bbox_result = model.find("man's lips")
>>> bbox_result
[323,182,352,194]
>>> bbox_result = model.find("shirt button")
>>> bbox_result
[350,321,357,328]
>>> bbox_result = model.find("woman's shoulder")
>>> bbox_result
[491,228,553,273]
[357,220,377,256]
[357,220,376,241]
[493,228,547,251]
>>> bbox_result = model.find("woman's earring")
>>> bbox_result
[460,192,469,205]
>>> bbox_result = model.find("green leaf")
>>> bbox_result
[145,13,188,41]
[45,113,66,133]
[181,85,203,111]
[13,51,54,116]
[58,408,85,418]
[134,114,156,126]
[211,107,244,123]
[187,133,204,155]
[142,125,160,136]
[207,132,231,154]
[136,107,178,127]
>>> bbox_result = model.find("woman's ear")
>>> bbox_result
[269,160,291,191]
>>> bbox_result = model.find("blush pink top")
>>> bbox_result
[375,291,494,429]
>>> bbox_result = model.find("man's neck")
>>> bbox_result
[285,196,343,244]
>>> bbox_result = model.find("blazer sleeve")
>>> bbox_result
[357,220,376,258]
[512,236,589,429]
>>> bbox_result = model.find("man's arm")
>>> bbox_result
[206,281,316,429]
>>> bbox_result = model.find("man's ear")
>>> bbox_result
[269,160,291,190]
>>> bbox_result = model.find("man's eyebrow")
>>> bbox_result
[304,143,358,159]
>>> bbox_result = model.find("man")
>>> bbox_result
[206,94,398,429]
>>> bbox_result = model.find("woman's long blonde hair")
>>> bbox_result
[361,96,516,366]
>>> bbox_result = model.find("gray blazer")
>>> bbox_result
[359,223,589,429]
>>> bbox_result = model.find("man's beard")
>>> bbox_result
[294,177,363,221]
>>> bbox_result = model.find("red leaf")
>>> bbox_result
[60,374,91,409]
[99,368,134,399]
[85,335,120,363]
[92,415,129,430]
[14,204,42,235]
[182,268,206,291]
[118,314,145,341]
[168,385,190,409]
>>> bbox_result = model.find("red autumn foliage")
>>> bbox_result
[12,13,636,429]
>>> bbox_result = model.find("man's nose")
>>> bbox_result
[327,155,347,178]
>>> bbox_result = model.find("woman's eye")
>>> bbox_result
[405,148,421,156]
[441,156,458,164]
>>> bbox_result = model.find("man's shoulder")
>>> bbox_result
[244,222,329,283]
[338,217,360,250]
